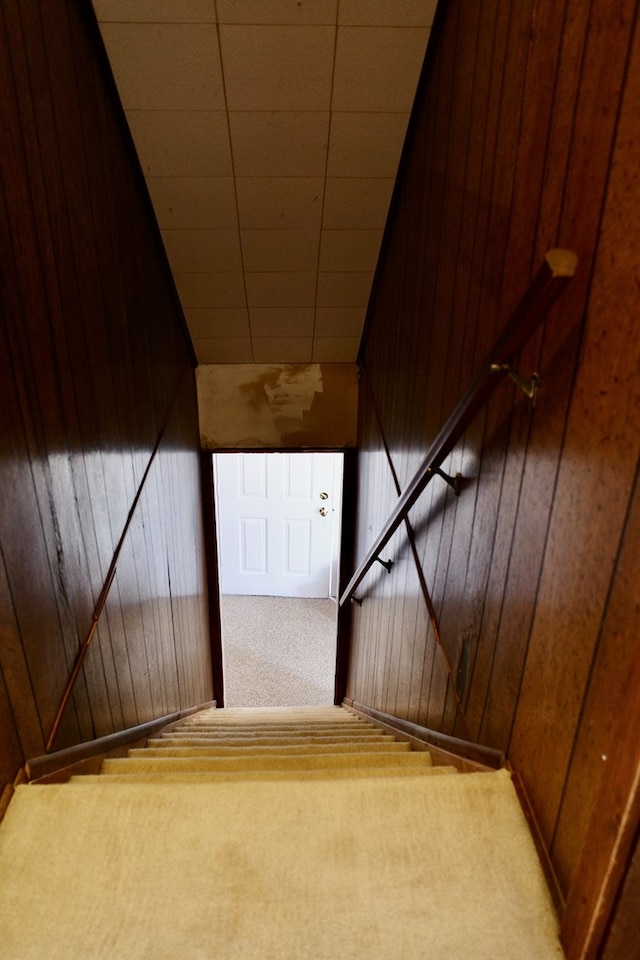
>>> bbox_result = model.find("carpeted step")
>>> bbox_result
[69,765,459,784]
[101,751,433,775]
[174,721,377,734]
[158,730,388,743]
[131,741,411,758]
[0,771,563,959]
[150,732,395,746]
[193,706,350,717]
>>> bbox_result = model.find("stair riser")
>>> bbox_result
[131,742,410,758]
[102,753,433,774]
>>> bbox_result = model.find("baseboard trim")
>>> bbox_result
[26,700,216,781]
[0,784,14,825]
[343,699,504,770]
[507,762,565,915]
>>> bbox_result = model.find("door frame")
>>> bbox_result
[200,448,356,708]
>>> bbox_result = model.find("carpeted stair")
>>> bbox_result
[0,705,565,959]
[76,705,454,783]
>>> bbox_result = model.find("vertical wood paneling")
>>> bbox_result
[0,0,212,783]
[348,0,640,936]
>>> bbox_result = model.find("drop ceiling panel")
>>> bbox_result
[319,230,381,273]
[249,308,315,338]
[184,308,250,339]
[252,338,313,363]
[99,24,225,110]
[245,273,317,309]
[220,26,335,110]
[317,272,373,307]
[339,0,439,27]
[229,112,330,177]
[315,307,366,338]
[146,177,237,229]
[241,230,320,273]
[216,1,338,26]
[332,27,429,111]
[323,178,395,229]
[93,1,434,364]
[174,273,246,309]
[126,111,232,177]
[92,0,217,22]
[236,178,324,229]
[162,229,243,274]
[328,112,410,177]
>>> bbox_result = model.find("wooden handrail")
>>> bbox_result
[340,249,578,607]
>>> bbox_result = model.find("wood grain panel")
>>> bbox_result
[0,665,23,788]
[348,1,640,944]
[0,0,213,780]
[508,0,640,844]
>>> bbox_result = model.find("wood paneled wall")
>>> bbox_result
[347,0,640,923]
[0,0,212,787]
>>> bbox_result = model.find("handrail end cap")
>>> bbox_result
[546,248,578,277]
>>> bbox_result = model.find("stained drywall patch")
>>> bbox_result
[196,363,358,449]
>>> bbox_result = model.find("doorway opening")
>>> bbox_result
[213,451,344,708]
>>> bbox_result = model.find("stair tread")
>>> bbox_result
[152,733,393,746]
[133,741,410,758]
[1,770,562,959]
[71,765,456,783]
[174,722,376,733]
[102,751,433,773]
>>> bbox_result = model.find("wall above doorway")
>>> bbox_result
[197,362,358,449]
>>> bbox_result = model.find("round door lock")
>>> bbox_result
[319,507,328,516]
[319,491,329,500]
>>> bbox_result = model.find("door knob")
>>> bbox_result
[319,491,329,500]
[319,507,328,516]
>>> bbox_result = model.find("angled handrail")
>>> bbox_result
[340,249,578,607]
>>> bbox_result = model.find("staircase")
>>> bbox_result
[0,706,565,959]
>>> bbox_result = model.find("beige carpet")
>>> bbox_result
[0,707,565,959]
[221,596,337,706]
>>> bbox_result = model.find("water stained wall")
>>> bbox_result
[196,363,358,449]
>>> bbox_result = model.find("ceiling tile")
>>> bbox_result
[99,24,225,111]
[174,272,246,309]
[229,112,329,177]
[147,178,237,229]
[323,178,394,229]
[317,272,373,307]
[312,338,361,361]
[126,111,232,177]
[245,273,317,308]
[319,229,381,272]
[194,338,253,363]
[236,178,324,229]
[332,27,428,111]
[219,26,335,110]
[253,339,313,362]
[93,1,217,22]
[328,112,409,178]
[315,307,366,338]
[249,308,315,337]
[162,230,242,273]
[241,230,319,272]
[217,1,337,25]
[338,0,437,27]
[184,308,250,338]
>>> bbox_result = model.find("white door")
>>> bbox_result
[214,452,343,598]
